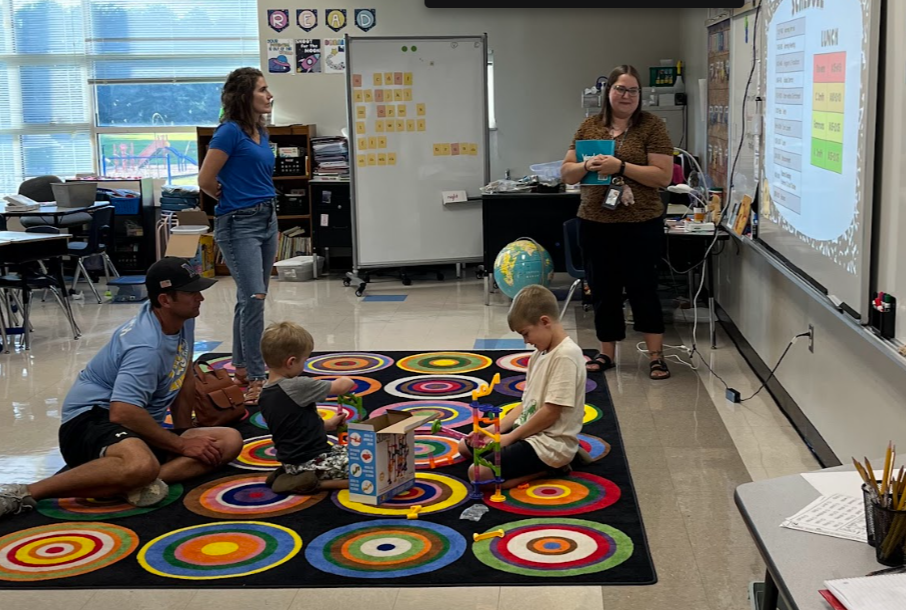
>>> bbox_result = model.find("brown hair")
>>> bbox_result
[261,321,315,368]
[220,67,267,137]
[508,285,561,331]
[600,64,643,129]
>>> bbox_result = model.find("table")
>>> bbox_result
[0,231,79,351]
[0,201,111,218]
[735,460,905,610]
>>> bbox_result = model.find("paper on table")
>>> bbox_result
[781,494,867,543]
[825,573,906,610]
[802,471,866,499]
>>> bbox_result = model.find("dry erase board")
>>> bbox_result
[345,35,489,269]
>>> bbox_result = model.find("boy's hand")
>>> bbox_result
[325,412,347,432]
[467,431,491,449]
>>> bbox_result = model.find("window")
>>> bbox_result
[0,0,258,193]
[487,50,496,130]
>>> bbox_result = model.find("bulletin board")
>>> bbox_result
[707,19,731,191]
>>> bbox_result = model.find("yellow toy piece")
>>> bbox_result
[471,373,501,401]
[473,529,505,542]
[406,505,423,520]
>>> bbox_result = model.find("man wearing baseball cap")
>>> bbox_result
[0,258,242,518]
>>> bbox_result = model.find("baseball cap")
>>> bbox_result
[146,257,217,298]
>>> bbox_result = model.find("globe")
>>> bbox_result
[493,239,555,299]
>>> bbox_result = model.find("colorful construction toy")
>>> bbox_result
[468,373,505,502]
[334,393,362,445]
[472,529,505,542]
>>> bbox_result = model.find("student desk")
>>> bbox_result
[0,201,111,219]
[735,460,905,610]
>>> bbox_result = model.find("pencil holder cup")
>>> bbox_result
[862,483,879,546]
[868,497,905,567]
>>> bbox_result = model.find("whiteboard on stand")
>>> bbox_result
[345,35,489,269]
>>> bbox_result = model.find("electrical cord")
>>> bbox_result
[739,331,811,402]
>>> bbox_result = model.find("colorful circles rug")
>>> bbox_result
[484,473,620,516]
[369,400,473,430]
[229,435,279,471]
[496,375,598,398]
[472,518,633,577]
[184,474,327,519]
[137,521,301,580]
[314,375,382,400]
[250,402,362,431]
[0,522,138,582]
[306,519,466,578]
[384,375,485,400]
[334,472,469,517]
[496,352,592,373]
[413,434,467,469]
[498,402,603,425]
[36,484,184,521]
[396,351,492,374]
[305,353,394,375]
[578,433,610,462]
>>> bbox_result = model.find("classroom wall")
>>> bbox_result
[256,2,685,177]
[678,6,906,460]
[678,9,709,160]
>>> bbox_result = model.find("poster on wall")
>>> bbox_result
[707,19,730,194]
[325,9,347,32]
[323,38,346,73]
[295,39,322,73]
[296,9,317,32]
[355,9,377,32]
[267,39,295,74]
[267,9,290,33]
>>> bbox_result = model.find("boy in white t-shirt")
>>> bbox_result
[458,285,587,489]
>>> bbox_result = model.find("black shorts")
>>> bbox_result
[498,440,550,480]
[58,406,184,468]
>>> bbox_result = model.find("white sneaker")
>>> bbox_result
[125,479,169,507]
[0,484,37,518]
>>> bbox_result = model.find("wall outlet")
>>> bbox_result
[808,324,815,353]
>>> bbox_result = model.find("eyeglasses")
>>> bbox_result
[612,85,641,98]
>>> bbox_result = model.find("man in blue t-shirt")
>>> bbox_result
[0,258,243,519]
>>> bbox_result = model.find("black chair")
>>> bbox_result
[67,206,119,303]
[18,176,91,229]
[561,218,588,320]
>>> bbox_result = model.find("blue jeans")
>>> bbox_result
[214,199,278,380]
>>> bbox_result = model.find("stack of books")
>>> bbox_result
[277,226,311,260]
[311,136,349,181]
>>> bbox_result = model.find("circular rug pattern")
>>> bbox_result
[0,522,138,582]
[472,518,633,577]
[496,375,598,398]
[334,472,469,516]
[485,472,620,516]
[36,484,184,521]
[369,400,473,430]
[230,435,279,471]
[314,375,382,400]
[413,434,466,469]
[498,402,602,426]
[305,519,466,579]
[384,375,485,400]
[578,433,610,461]
[396,352,492,374]
[184,474,326,519]
[250,403,360,431]
[495,351,533,372]
[249,411,268,430]
[305,352,394,375]
[137,521,301,580]
[205,356,235,374]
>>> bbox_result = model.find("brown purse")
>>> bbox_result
[191,362,247,427]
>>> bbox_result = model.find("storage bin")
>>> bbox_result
[110,196,140,215]
[274,255,324,281]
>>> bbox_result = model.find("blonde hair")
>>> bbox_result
[261,321,314,368]
[507,285,560,331]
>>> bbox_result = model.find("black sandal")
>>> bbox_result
[586,353,614,373]
[649,358,671,380]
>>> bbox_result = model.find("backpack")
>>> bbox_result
[191,362,247,427]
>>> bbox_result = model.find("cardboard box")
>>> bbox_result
[347,410,433,505]
[166,210,214,277]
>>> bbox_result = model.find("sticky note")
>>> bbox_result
[385,89,394,101]
[384,72,393,85]
[356,106,366,119]
[396,119,405,132]
[433,144,444,156]
[440,144,451,156]
[459,143,469,154]
[386,105,395,118]
[394,72,403,85]
[416,103,426,116]
[377,136,387,149]
[451,143,460,156]
[355,121,366,135]
[376,105,386,118]
[403,88,413,101]
[354,91,364,103]
[388,152,397,166]
[375,120,385,133]
[397,104,407,117]
[373,73,382,86]
[352,74,362,87]
[404,72,413,85]
[377,152,387,166]
[364,90,374,103]
[417,119,426,131]
[468,143,478,156]
[357,137,367,150]
[368,136,377,149]
[375,89,384,103]
[385,119,396,132]
[393,89,403,101]
[368,153,377,166]
[357,154,366,167]
[406,119,415,132]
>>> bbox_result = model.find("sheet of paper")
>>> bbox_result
[801,471,866,499]
[825,574,906,610]
[781,494,867,543]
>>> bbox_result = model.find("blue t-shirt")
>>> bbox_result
[61,302,194,425]
[209,121,276,215]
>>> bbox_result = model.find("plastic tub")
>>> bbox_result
[110,196,140,215]
[529,161,562,182]
[274,255,324,281]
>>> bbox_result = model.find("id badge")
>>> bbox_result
[602,184,623,210]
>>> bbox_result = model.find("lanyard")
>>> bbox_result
[611,126,630,157]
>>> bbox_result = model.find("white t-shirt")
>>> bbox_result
[513,337,587,467]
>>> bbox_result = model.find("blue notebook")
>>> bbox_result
[575,139,616,185]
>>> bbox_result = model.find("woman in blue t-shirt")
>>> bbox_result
[198,67,277,405]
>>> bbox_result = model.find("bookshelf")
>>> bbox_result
[196,124,316,276]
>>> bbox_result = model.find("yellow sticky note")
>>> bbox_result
[375,120,385,133]
[354,91,364,103]
[368,137,377,150]
[406,119,415,132]
[433,144,444,156]
[357,137,367,150]
[403,88,413,101]
[416,103,426,116]
[384,72,393,85]
[385,119,396,132]
[355,121,366,135]
[373,73,382,86]
[367,153,377,166]
[440,144,451,156]
[388,152,397,166]
[386,89,394,101]
[459,142,469,154]
[386,105,395,118]
[404,72,413,85]
[377,136,387,149]
[357,154,366,167]
[356,106,366,119]
[397,104,407,117]
[396,119,405,132]
[393,89,403,102]
[364,89,374,103]
[468,143,478,156]
[377,152,387,166]
[417,119,426,132]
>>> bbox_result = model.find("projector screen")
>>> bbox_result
[759,0,880,319]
